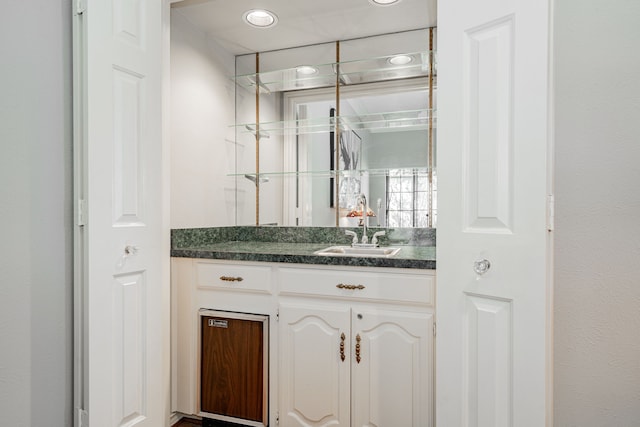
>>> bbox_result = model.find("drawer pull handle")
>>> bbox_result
[355,334,362,364]
[220,276,244,282]
[340,333,346,362]
[336,284,365,290]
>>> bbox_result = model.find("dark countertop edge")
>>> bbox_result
[171,226,436,248]
[170,249,436,270]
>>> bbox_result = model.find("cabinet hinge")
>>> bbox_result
[77,408,88,427]
[547,194,555,232]
[433,322,436,337]
[74,0,86,15]
[276,411,279,425]
[77,199,86,227]
[276,310,279,322]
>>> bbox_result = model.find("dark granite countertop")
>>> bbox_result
[171,226,436,270]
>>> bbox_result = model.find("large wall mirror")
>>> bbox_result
[233,28,436,228]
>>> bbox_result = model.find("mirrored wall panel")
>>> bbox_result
[232,28,436,227]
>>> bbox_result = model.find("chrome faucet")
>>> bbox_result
[345,228,386,247]
[344,193,387,247]
[345,229,358,245]
[357,193,369,244]
[344,194,387,247]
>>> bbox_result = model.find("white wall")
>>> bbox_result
[554,0,640,424]
[170,10,236,228]
[0,1,73,426]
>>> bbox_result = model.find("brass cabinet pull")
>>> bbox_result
[336,283,365,290]
[340,333,346,362]
[219,276,244,282]
[355,334,362,364]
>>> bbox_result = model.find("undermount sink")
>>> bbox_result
[314,246,402,258]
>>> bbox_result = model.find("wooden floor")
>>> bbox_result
[172,417,202,427]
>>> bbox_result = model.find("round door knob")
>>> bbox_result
[124,245,139,256]
[473,258,491,275]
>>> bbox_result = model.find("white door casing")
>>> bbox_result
[73,0,169,425]
[436,0,553,426]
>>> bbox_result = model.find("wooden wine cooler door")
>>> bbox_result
[200,310,269,427]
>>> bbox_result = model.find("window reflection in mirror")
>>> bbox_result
[283,80,434,227]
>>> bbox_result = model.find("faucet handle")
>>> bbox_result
[345,230,358,245]
[371,230,386,246]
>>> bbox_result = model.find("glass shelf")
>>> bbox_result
[233,50,435,93]
[341,109,435,132]
[235,63,337,93]
[234,108,436,137]
[338,52,435,85]
[231,167,433,179]
[237,116,334,137]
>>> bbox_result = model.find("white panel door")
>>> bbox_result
[74,0,167,425]
[351,308,433,427]
[279,304,351,427]
[436,0,553,426]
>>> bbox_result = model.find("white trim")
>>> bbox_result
[163,1,174,426]
[169,412,182,426]
[545,1,556,424]
[72,4,88,426]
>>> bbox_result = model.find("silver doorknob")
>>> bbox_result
[473,259,491,275]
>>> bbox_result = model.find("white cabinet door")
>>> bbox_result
[437,0,553,425]
[279,302,434,427]
[279,304,351,427]
[351,308,433,427]
[73,0,168,425]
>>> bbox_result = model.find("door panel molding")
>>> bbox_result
[113,271,148,426]
[113,67,145,226]
[113,0,144,48]
[464,293,513,427]
[463,15,515,234]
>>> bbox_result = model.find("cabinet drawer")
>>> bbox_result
[279,267,434,306]
[195,261,273,294]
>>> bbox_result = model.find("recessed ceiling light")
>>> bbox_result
[388,54,413,65]
[243,9,278,28]
[296,65,318,75]
[369,0,402,6]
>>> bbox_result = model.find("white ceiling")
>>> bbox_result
[172,0,437,55]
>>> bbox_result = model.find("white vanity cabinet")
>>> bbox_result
[171,258,279,421]
[278,266,434,427]
[172,258,434,426]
